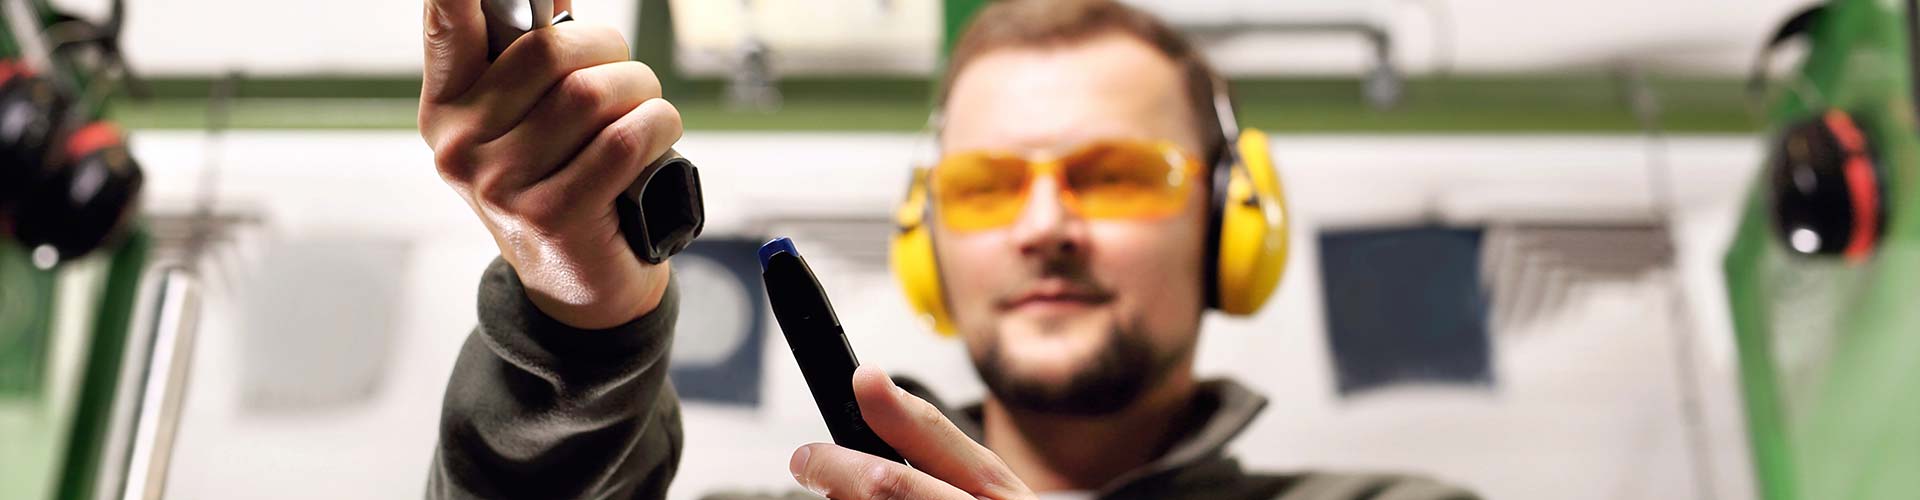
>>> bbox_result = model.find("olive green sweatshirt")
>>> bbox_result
[428,258,1479,500]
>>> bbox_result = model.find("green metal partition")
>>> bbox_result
[1726,0,1920,499]
[0,2,153,498]
[0,235,151,500]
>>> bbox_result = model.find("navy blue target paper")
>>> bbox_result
[1318,226,1492,395]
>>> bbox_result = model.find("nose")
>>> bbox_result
[1008,174,1084,259]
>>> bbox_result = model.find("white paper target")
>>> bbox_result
[669,254,754,366]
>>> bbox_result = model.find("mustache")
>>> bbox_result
[992,256,1115,307]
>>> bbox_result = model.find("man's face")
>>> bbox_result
[936,32,1209,415]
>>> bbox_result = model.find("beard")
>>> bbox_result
[969,324,1186,416]
[965,247,1197,416]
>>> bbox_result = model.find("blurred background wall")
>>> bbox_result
[3,0,1848,499]
[129,130,1765,500]
[82,0,1806,76]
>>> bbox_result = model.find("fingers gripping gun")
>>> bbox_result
[481,0,705,264]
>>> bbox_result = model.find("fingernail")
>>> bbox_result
[789,446,811,476]
[861,365,906,397]
[886,375,908,397]
[790,446,828,496]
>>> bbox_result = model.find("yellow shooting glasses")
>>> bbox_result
[928,139,1203,232]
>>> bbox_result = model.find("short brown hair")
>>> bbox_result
[940,0,1227,161]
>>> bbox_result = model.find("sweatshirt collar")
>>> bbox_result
[900,378,1269,492]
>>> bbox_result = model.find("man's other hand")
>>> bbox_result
[790,366,1039,500]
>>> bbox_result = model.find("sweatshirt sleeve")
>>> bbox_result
[428,257,684,499]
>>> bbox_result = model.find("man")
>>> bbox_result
[418,0,1477,498]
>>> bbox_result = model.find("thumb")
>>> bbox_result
[853,366,1029,497]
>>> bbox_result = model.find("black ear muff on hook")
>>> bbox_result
[0,2,146,267]
[1767,110,1884,262]
[12,121,143,264]
[1748,3,1895,264]
[0,63,143,266]
[0,61,70,207]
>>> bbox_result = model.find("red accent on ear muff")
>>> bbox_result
[0,61,21,85]
[1821,110,1880,262]
[65,121,123,159]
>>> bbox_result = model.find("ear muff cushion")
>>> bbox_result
[890,169,957,335]
[1214,129,1289,315]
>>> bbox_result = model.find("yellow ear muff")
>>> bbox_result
[1212,128,1289,315]
[890,168,958,335]
[892,129,1287,332]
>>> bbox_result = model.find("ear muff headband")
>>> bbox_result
[891,85,1290,335]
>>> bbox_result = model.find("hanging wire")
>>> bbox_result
[184,72,239,273]
[1620,64,1722,500]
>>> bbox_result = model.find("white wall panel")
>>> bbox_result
[128,130,1759,499]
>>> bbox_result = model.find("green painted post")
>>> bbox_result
[0,8,19,58]
[632,0,684,95]
[54,230,150,500]
[0,245,57,398]
[942,0,990,60]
